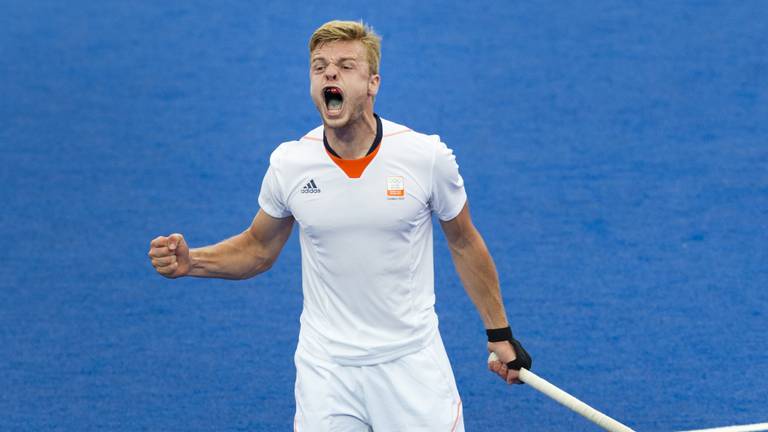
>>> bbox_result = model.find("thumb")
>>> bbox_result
[168,233,184,251]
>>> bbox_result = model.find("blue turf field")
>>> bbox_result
[1,1,766,430]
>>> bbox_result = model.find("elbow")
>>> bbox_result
[447,230,487,260]
[258,256,277,274]
[242,254,276,279]
[446,232,474,254]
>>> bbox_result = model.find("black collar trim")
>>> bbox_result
[323,114,383,159]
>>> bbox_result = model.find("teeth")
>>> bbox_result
[328,99,342,110]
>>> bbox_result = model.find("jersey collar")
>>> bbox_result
[323,114,383,179]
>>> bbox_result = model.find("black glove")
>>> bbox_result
[486,326,533,371]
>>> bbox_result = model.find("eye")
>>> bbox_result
[342,63,354,70]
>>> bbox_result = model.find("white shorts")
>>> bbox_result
[293,332,464,432]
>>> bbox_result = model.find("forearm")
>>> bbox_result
[188,230,272,279]
[448,230,509,329]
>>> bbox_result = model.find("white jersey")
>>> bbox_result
[258,116,466,366]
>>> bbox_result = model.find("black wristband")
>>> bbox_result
[486,326,513,342]
[486,326,533,373]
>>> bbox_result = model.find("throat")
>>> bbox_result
[326,136,374,159]
[324,113,383,160]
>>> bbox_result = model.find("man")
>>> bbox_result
[148,20,531,431]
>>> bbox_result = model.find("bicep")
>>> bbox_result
[247,209,294,256]
[439,202,475,249]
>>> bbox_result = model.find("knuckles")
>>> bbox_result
[149,235,183,278]
[148,247,172,258]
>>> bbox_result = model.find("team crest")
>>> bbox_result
[386,176,405,200]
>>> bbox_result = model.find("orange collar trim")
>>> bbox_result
[323,114,383,179]
[325,144,381,178]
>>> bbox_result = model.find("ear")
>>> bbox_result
[368,74,381,97]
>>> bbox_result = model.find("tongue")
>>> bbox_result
[328,99,342,110]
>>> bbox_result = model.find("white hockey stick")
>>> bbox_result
[489,353,635,432]
[676,423,768,432]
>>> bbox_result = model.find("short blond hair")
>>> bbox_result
[309,20,381,75]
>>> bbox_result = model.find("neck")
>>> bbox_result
[325,110,377,159]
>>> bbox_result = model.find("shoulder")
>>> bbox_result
[381,118,461,179]
[380,117,453,170]
[380,117,444,156]
[268,125,325,167]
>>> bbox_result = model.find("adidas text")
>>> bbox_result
[301,179,321,194]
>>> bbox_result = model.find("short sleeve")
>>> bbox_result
[258,164,292,218]
[430,139,467,221]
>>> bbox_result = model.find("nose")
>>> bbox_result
[324,64,338,81]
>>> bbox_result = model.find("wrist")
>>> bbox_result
[486,326,514,342]
[486,326,533,371]
[187,248,203,277]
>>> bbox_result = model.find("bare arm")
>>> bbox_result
[440,203,508,329]
[188,210,294,279]
[440,202,523,384]
[149,209,294,280]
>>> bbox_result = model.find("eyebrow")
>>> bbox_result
[311,56,359,63]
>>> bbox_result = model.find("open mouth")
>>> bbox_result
[323,87,344,112]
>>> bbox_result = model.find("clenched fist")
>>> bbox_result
[148,233,191,278]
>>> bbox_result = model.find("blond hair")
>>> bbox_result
[309,20,381,75]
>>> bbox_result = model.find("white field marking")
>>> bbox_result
[676,423,768,432]
[488,353,635,432]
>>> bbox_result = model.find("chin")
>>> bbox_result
[321,112,350,129]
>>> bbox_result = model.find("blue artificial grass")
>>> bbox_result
[1,1,766,430]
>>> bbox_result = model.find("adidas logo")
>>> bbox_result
[300,179,321,194]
